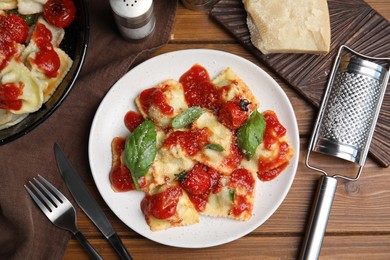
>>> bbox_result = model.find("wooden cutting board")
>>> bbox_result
[210,0,390,167]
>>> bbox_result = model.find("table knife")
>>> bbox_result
[54,143,133,260]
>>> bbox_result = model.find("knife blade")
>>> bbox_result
[54,143,133,260]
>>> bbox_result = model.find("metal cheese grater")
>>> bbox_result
[299,45,390,260]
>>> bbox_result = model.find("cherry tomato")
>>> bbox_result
[43,0,76,28]
[141,186,182,219]
[179,163,211,195]
[1,14,29,43]
[124,111,144,132]
[218,101,249,130]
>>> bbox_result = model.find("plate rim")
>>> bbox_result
[88,48,300,248]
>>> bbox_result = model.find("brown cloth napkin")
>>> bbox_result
[0,1,178,259]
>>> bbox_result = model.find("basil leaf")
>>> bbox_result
[23,14,39,26]
[229,189,236,202]
[124,120,157,190]
[172,106,204,129]
[236,110,266,159]
[204,143,225,152]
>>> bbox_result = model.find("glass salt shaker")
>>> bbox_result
[109,0,156,40]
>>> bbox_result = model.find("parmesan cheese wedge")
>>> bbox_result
[243,0,331,54]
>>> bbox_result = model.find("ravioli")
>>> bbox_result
[17,0,46,15]
[1,59,44,114]
[136,79,188,129]
[191,112,236,175]
[141,183,199,231]
[212,67,258,108]
[0,109,28,130]
[202,168,256,221]
[110,64,294,231]
[241,110,294,181]
[29,47,73,102]
[0,9,73,130]
[0,0,17,10]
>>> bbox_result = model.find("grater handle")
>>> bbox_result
[299,175,338,260]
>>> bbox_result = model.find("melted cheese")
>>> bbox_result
[202,170,256,221]
[192,112,234,174]
[150,145,195,186]
[203,177,232,217]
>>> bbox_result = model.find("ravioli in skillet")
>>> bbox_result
[0,0,75,129]
[110,64,294,231]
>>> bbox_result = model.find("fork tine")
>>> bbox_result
[34,176,62,206]
[38,175,68,204]
[28,180,57,212]
[24,184,51,216]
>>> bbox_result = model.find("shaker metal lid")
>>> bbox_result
[340,56,389,81]
[110,0,153,18]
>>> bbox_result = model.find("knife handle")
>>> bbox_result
[74,231,103,260]
[108,233,133,260]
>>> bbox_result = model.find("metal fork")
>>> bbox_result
[24,175,103,260]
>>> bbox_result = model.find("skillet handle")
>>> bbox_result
[299,175,338,260]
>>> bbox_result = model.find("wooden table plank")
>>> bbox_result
[65,234,390,260]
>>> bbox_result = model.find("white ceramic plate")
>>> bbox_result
[89,49,299,248]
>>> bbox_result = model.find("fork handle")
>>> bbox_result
[74,231,103,260]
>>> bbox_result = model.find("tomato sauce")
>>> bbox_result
[179,64,225,113]
[0,82,24,111]
[139,87,174,116]
[30,23,60,78]
[231,194,251,217]
[0,28,17,70]
[141,186,182,219]
[218,101,249,130]
[124,110,144,132]
[109,137,145,191]
[221,136,244,169]
[255,110,289,181]
[258,141,290,181]
[163,128,210,156]
[263,110,286,150]
[258,161,289,182]
[230,168,255,193]
[187,193,208,212]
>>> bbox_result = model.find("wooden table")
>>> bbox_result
[64,1,390,259]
